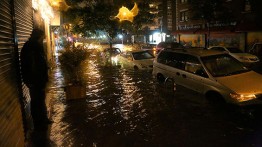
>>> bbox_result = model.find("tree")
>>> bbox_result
[189,0,231,47]
[116,2,156,43]
[65,3,119,48]
[64,1,156,47]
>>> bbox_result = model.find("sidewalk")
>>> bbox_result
[26,62,64,147]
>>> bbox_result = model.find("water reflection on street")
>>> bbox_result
[48,51,262,147]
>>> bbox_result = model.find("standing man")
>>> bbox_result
[20,28,51,129]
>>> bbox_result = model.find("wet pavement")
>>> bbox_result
[29,51,262,147]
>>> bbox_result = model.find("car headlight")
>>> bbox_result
[230,93,256,102]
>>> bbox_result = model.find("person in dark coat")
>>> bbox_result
[20,28,51,129]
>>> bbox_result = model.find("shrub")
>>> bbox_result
[59,43,90,85]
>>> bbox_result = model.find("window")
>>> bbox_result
[132,51,154,60]
[201,54,249,77]
[244,0,251,12]
[181,0,188,3]
[210,47,226,52]
[180,10,189,21]
[185,56,202,74]
[157,51,186,70]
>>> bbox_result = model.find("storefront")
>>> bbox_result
[174,27,245,50]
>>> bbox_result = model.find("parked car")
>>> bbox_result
[153,48,262,106]
[141,43,156,50]
[101,47,121,60]
[208,46,259,66]
[118,50,155,70]
[100,47,122,65]
[156,42,184,54]
[103,47,121,56]
[140,44,157,56]
[249,43,262,60]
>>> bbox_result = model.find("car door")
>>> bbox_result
[161,52,187,86]
[165,53,207,93]
[181,55,208,93]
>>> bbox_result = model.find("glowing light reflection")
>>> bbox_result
[32,0,54,23]
[115,3,139,22]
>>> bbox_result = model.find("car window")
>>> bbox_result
[132,51,154,60]
[115,48,121,54]
[104,48,120,54]
[253,44,262,50]
[120,52,127,58]
[157,51,185,70]
[185,56,202,74]
[227,48,243,53]
[201,54,250,77]
[126,53,133,60]
[210,47,226,52]
[157,51,169,64]
[251,44,262,56]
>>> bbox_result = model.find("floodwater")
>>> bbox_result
[46,51,262,147]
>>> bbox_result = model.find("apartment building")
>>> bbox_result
[145,0,177,44]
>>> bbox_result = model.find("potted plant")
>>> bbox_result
[59,43,90,100]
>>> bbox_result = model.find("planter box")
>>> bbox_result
[65,84,86,100]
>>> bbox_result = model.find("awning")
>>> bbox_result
[173,26,235,35]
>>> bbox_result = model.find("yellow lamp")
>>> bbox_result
[115,3,139,22]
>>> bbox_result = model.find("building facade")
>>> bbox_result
[174,0,262,50]
[0,0,55,146]
[145,0,177,44]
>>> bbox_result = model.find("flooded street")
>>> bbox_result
[47,51,262,147]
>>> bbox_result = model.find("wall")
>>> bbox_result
[0,0,33,146]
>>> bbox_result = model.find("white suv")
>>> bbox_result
[152,48,262,106]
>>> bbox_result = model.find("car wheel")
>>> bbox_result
[165,78,176,92]
[156,73,165,84]
[134,66,139,70]
[206,91,226,105]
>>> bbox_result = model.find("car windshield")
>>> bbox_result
[201,54,250,77]
[132,51,155,60]
[105,48,121,54]
[167,42,184,48]
[227,47,243,53]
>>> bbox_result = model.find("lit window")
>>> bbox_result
[244,0,251,12]
[180,10,189,21]
[181,0,188,3]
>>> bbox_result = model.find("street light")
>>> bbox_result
[118,34,123,44]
